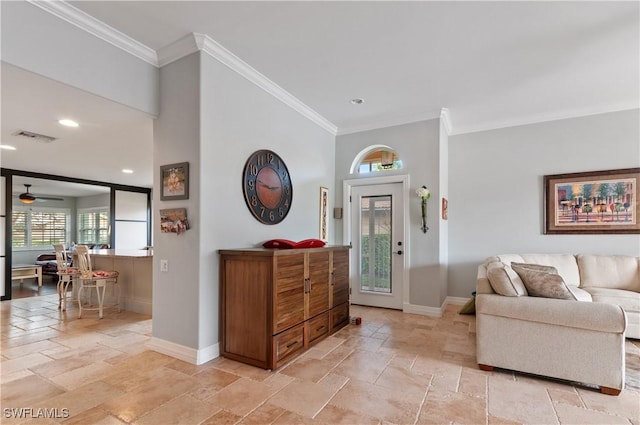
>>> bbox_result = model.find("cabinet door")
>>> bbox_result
[307,251,330,318]
[274,253,306,334]
[332,249,349,307]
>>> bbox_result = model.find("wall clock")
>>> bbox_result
[242,149,292,225]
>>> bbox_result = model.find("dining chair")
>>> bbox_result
[75,245,120,319]
[54,244,79,311]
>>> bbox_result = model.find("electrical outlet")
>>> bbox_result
[160,259,169,272]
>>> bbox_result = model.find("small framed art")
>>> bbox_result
[160,162,189,201]
[319,186,329,242]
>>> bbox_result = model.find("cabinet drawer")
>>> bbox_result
[308,312,329,343]
[331,302,349,333]
[274,324,305,366]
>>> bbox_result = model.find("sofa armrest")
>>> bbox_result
[476,293,626,334]
[476,264,495,295]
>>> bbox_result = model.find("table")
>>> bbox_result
[12,265,43,287]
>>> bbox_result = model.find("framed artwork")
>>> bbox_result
[442,197,448,220]
[319,186,329,242]
[160,162,189,201]
[160,208,190,235]
[544,168,640,234]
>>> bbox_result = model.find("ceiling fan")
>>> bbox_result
[19,184,64,204]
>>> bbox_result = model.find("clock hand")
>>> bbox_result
[257,179,281,191]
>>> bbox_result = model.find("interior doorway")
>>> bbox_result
[344,176,409,310]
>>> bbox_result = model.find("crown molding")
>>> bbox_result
[156,33,201,67]
[336,110,441,136]
[198,34,337,135]
[440,108,452,135]
[450,102,639,136]
[27,0,158,66]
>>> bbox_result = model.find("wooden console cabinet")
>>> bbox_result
[219,246,350,370]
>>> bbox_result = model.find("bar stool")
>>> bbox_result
[75,245,120,319]
[54,244,79,311]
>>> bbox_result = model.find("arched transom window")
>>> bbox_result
[350,145,403,174]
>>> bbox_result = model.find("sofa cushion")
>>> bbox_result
[511,262,558,274]
[582,287,640,313]
[577,254,640,291]
[518,254,581,287]
[486,262,528,297]
[511,264,577,300]
[567,286,592,302]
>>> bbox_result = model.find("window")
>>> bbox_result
[77,208,110,245]
[12,207,70,249]
[350,146,403,174]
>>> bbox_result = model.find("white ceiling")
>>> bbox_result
[2,1,638,193]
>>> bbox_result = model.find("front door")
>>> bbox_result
[349,182,404,309]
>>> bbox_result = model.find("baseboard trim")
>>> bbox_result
[403,296,471,318]
[445,296,469,306]
[123,297,152,315]
[148,337,219,365]
[403,302,443,318]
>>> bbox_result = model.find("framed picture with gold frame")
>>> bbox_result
[544,168,639,234]
[319,187,329,242]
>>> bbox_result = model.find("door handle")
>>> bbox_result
[393,250,403,255]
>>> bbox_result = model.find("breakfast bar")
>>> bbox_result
[82,249,153,315]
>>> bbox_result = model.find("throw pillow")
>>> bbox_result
[511,264,577,300]
[486,262,528,296]
[510,262,558,274]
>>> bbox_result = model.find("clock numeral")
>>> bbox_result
[284,199,290,208]
[248,180,255,191]
[269,210,275,221]
[260,207,266,218]
[284,186,290,196]
[251,195,258,207]
[267,152,274,163]
[257,155,265,167]
[281,172,288,182]
[278,208,284,218]
[249,164,258,176]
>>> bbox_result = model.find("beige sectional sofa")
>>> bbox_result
[476,254,639,395]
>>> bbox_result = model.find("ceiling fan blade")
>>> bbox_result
[36,196,64,201]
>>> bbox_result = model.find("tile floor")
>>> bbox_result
[2,294,639,425]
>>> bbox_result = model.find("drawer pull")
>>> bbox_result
[286,340,299,349]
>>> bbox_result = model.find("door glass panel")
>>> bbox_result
[360,195,392,293]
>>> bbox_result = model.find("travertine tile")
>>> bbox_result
[206,377,284,417]
[554,402,632,424]
[314,405,381,424]
[488,376,559,424]
[2,293,638,425]
[200,409,242,425]
[329,378,422,424]
[416,388,486,425]
[133,394,219,425]
[237,403,287,424]
[268,377,341,418]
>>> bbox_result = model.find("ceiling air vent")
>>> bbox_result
[12,130,57,143]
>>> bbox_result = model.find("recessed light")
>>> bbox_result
[0,145,17,150]
[350,98,364,105]
[122,169,134,174]
[58,119,79,127]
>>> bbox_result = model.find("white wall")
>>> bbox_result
[200,52,336,350]
[153,50,336,357]
[335,120,446,308]
[448,109,640,298]
[153,53,201,349]
[1,1,158,116]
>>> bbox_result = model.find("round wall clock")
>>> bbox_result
[242,149,292,225]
